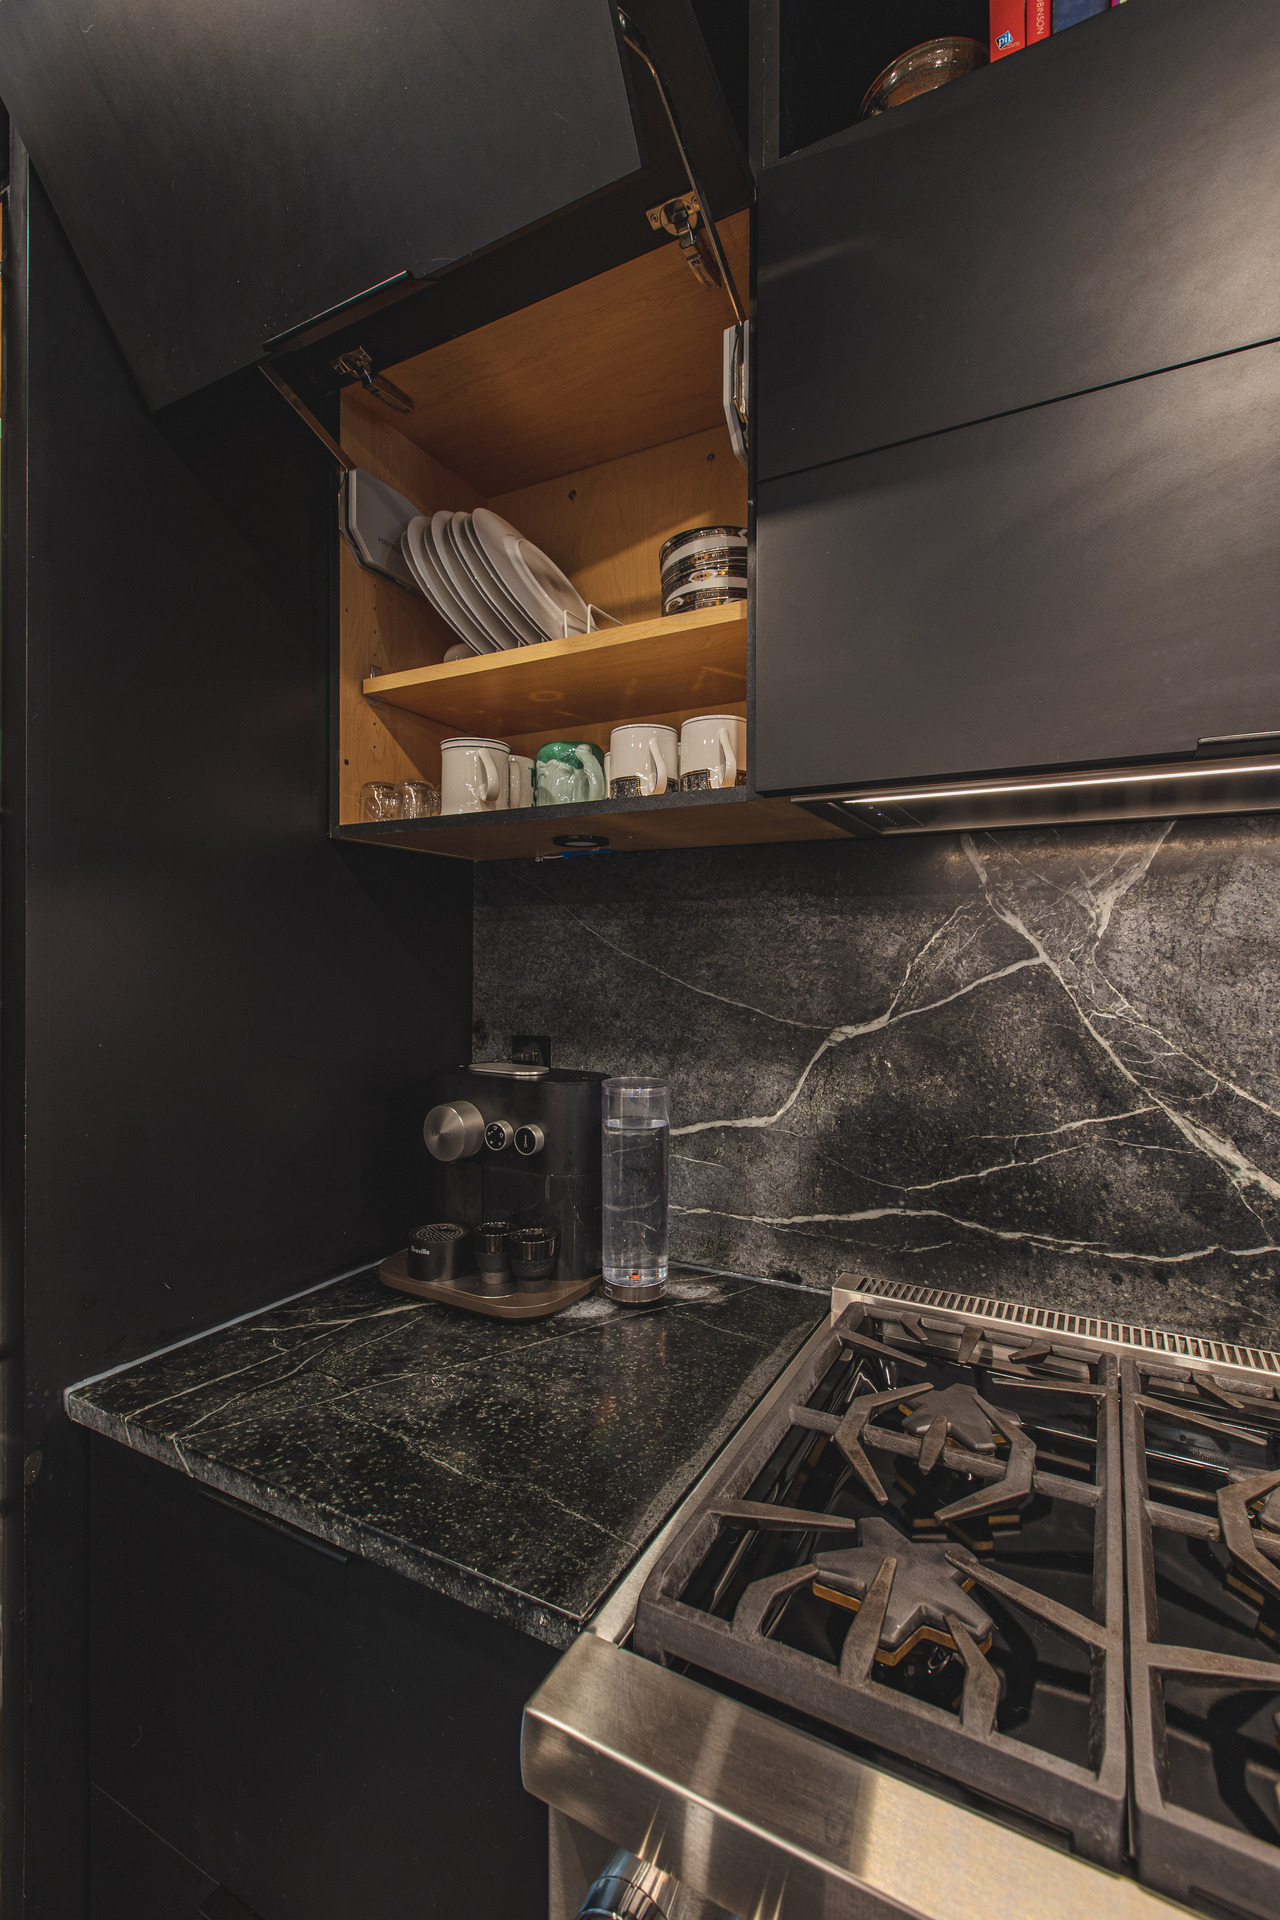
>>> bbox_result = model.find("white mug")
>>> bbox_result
[679,714,746,791]
[569,742,608,803]
[609,723,678,798]
[440,736,510,815]
[508,754,535,810]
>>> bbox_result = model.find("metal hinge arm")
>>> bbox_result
[617,9,746,329]
[329,346,414,414]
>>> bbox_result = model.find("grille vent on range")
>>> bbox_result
[841,1275,1280,1376]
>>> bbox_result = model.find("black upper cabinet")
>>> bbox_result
[754,340,1280,795]
[0,0,643,408]
[756,0,1280,481]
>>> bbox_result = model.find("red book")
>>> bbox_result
[990,0,1027,58]
[1027,0,1050,39]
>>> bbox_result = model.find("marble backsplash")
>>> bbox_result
[473,816,1280,1347]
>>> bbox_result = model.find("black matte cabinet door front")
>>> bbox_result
[754,340,1280,795]
[0,0,640,408]
[757,0,1280,479]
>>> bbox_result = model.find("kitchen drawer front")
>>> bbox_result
[757,0,1280,482]
[754,337,1280,795]
[90,1443,557,1920]
[90,1790,218,1920]
[0,0,642,409]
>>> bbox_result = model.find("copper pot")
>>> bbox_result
[860,36,988,119]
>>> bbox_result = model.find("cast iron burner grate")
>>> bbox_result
[634,1302,1127,1867]
[1125,1353,1280,1920]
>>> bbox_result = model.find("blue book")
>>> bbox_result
[1053,0,1108,25]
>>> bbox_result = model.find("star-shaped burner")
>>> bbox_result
[1217,1469,1280,1610]
[902,1383,1013,1465]
[813,1516,994,1655]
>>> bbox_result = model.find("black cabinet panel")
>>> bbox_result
[6,156,473,1911]
[754,339,1280,794]
[757,0,1280,481]
[90,1790,217,1920]
[0,0,640,407]
[91,1444,557,1920]
[276,0,752,408]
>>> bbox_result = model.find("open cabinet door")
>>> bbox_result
[0,0,643,408]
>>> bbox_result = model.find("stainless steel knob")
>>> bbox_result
[514,1122,545,1156]
[577,1851,680,1920]
[423,1101,485,1161]
[484,1120,514,1151]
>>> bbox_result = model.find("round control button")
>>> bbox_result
[422,1101,485,1162]
[484,1120,513,1152]
[514,1123,545,1156]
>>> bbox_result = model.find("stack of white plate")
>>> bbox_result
[400,509,599,654]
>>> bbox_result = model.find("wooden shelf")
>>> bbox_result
[335,783,848,862]
[362,601,747,736]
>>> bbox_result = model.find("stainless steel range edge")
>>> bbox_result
[524,1278,1280,1920]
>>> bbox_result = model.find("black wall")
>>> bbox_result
[2,146,471,1916]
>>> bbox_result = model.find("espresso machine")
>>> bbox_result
[422,1063,604,1287]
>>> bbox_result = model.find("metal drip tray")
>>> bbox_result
[467,1060,550,1078]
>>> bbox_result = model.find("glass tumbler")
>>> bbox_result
[359,781,403,823]
[398,780,440,818]
[601,1077,670,1304]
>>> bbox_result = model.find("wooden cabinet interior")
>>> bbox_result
[337,209,838,857]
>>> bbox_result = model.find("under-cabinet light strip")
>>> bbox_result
[832,760,1280,808]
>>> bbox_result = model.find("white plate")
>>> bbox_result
[401,520,491,653]
[448,513,530,650]
[471,508,589,641]
[454,513,547,647]
[402,519,495,654]
[432,512,520,652]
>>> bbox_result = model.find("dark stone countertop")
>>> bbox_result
[65,1267,823,1647]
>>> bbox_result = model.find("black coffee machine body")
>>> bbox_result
[423,1064,604,1285]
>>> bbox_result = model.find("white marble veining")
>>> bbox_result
[475,816,1280,1343]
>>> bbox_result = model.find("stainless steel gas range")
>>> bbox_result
[522,1278,1280,1920]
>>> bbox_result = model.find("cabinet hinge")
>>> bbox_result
[646,192,723,295]
[329,346,415,414]
[723,319,749,467]
[617,10,745,332]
